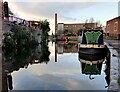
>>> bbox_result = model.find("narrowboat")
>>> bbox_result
[78,29,107,61]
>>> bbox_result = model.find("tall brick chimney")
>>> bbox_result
[55,13,57,34]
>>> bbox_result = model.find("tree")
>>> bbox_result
[40,20,50,32]
[85,19,88,23]
[96,20,101,27]
[40,20,50,43]
[89,17,94,23]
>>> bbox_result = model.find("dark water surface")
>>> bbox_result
[3,42,108,90]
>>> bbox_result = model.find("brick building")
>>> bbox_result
[28,20,41,29]
[106,16,120,39]
[55,13,97,36]
[57,23,97,36]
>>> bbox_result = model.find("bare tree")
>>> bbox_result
[96,20,101,27]
[89,17,94,23]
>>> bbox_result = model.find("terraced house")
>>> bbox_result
[106,16,120,39]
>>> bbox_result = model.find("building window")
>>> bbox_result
[65,25,68,28]
[107,24,110,32]
[114,22,118,32]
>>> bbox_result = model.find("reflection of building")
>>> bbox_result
[54,42,78,62]
[57,44,64,54]
[106,16,120,39]
[55,43,57,62]
[56,42,78,54]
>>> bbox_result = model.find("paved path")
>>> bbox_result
[104,40,120,49]
[104,40,120,91]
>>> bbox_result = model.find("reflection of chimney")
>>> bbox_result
[55,43,57,62]
[55,13,57,34]
[7,73,13,90]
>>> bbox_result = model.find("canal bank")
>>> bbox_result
[105,42,119,91]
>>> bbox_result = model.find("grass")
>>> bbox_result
[104,36,119,40]
[118,77,120,85]
[116,49,120,54]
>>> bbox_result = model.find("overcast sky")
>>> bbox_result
[3,0,119,34]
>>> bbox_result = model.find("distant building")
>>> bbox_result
[106,16,120,39]
[57,23,97,36]
[29,20,41,29]
[55,13,97,36]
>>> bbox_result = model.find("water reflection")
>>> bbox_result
[79,59,103,80]
[78,45,110,87]
[2,41,110,90]
[2,42,50,91]
[54,41,78,62]
[104,49,110,88]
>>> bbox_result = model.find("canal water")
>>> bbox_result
[3,41,109,90]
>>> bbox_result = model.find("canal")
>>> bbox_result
[2,41,109,91]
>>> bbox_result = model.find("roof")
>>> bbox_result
[107,16,120,22]
[58,23,96,25]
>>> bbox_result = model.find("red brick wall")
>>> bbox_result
[106,16,120,38]
[64,24,83,31]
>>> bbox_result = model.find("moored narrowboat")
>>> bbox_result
[78,29,107,61]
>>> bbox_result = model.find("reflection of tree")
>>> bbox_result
[3,42,50,73]
[41,43,50,64]
[3,44,50,73]
[3,46,32,72]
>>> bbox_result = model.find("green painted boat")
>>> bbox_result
[78,29,107,61]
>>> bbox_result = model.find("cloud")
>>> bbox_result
[8,2,99,20]
[7,2,100,23]
[3,1,118,34]
[3,0,120,2]
[118,1,120,16]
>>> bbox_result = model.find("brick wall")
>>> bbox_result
[106,16,120,39]
[64,24,84,31]
[63,23,96,35]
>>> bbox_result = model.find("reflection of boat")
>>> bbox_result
[78,29,107,61]
[79,59,104,75]
[56,36,67,41]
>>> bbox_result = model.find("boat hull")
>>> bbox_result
[78,48,107,61]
